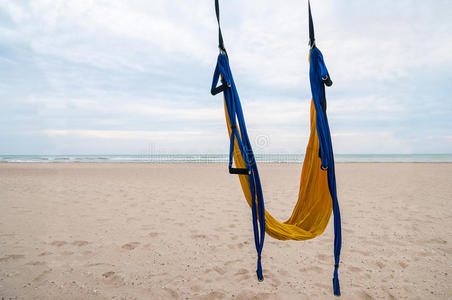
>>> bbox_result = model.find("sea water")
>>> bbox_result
[1,154,451,163]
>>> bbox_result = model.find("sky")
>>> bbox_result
[0,0,451,155]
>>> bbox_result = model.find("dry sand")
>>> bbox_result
[0,163,451,299]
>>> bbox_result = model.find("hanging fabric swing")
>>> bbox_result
[210,0,342,296]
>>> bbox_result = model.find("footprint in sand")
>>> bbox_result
[33,269,51,283]
[122,242,140,250]
[25,261,46,266]
[191,285,202,292]
[302,265,322,273]
[50,241,67,247]
[427,238,447,245]
[442,248,452,254]
[72,240,89,247]
[191,234,208,239]
[81,250,94,257]
[149,232,159,237]
[213,266,226,275]
[236,241,249,249]
[162,287,179,299]
[38,251,53,256]
[101,271,125,287]
[262,271,281,288]
[314,282,331,290]
[316,254,328,262]
[236,290,274,299]
[349,266,363,273]
[366,240,384,247]
[225,259,241,266]
[234,268,249,280]
[102,271,115,278]
[387,292,397,300]
[278,269,289,276]
[142,243,152,250]
[350,248,370,256]
[86,262,110,267]
[0,233,15,237]
[194,291,224,300]
[355,291,373,300]
[0,254,25,262]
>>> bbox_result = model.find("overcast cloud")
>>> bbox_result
[0,0,451,154]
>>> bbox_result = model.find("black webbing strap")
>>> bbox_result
[215,0,227,53]
[229,168,251,175]
[211,84,227,96]
[308,0,315,47]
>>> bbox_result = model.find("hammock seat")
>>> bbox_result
[210,0,342,296]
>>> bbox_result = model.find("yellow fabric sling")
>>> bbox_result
[224,98,333,241]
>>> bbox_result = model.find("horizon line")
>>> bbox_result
[1,153,452,156]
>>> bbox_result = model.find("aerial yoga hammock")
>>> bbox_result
[210,0,342,296]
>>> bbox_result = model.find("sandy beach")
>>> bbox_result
[0,162,450,299]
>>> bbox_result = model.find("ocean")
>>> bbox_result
[1,154,451,163]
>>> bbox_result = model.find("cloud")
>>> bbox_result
[0,0,451,154]
[41,129,202,140]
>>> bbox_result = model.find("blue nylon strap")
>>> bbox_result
[211,53,266,281]
[310,46,342,296]
[212,57,248,171]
